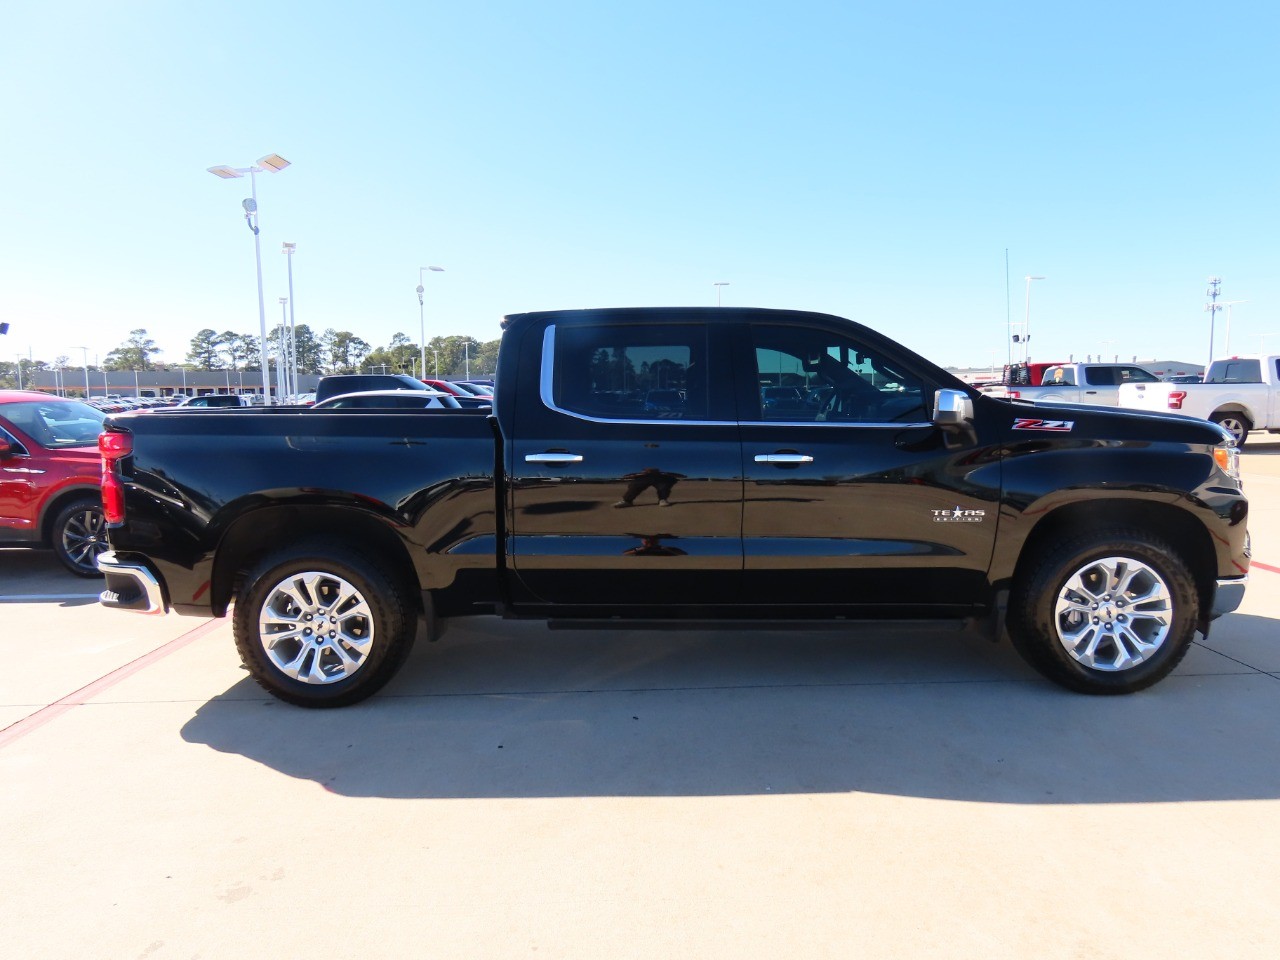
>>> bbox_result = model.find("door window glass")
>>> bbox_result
[748,326,928,423]
[552,324,712,420]
[1044,366,1075,385]
[1084,367,1117,386]
[1117,366,1158,383]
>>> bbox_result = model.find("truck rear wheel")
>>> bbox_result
[1008,529,1199,694]
[1209,412,1251,447]
[233,544,416,708]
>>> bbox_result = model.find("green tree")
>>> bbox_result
[365,332,422,376]
[320,329,371,374]
[222,333,263,371]
[187,329,223,370]
[104,329,160,371]
[291,325,323,374]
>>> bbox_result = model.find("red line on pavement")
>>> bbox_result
[0,617,225,750]
[1254,560,1280,575]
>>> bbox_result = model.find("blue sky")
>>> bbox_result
[2,1,1277,372]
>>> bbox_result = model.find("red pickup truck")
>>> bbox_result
[0,390,107,576]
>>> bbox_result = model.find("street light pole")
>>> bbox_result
[283,242,298,396]
[208,154,290,404]
[277,298,289,400]
[1221,299,1248,355]
[464,339,474,380]
[713,281,730,306]
[1022,275,1046,364]
[417,266,444,380]
[77,347,89,398]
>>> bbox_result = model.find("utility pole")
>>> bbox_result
[1205,277,1223,370]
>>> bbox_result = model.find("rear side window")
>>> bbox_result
[1084,367,1117,386]
[551,323,713,421]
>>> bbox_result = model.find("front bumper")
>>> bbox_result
[1209,576,1248,620]
[97,550,167,615]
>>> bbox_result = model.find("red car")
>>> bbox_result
[0,390,107,576]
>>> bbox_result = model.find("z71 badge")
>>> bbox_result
[1012,418,1075,432]
[932,506,986,523]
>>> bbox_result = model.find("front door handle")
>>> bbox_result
[525,452,584,464]
[754,453,814,464]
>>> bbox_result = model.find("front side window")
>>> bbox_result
[1117,366,1158,383]
[0,400,105,448]
[1045,366,1076,386]
[748,325,929,423]
[552,323,710,421]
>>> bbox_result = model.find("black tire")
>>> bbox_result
[233,543,417,708]
[1210,412,1252,448]
[51,497,107,578]
[1007,528,1199,694]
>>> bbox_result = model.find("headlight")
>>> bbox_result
[1213,444,1241,482]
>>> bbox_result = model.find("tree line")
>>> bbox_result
[0,327,502,389]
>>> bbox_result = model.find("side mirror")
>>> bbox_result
[933,388,974,429]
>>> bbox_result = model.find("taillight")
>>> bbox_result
[99,431,133,525]
[1167,391,1187,410]
[1007,390,1021,399]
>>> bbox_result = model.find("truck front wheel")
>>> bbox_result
[1008,529,1199,694]
[233,544,416,708]
[1210,412,1251,447]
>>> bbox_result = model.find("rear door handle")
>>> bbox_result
[525,452,584,464]
[754,453,814,464]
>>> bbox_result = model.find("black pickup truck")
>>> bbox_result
[97,307,1251,706]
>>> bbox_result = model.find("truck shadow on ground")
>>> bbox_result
[181,614,1280,804]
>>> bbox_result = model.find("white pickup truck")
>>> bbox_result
[979,361,1161,406]
[1117,354,1280,446]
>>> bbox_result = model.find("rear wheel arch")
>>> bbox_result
[212,504,422,618]
[1209,408,1253,446]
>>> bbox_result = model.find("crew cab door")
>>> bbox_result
[507,318,743,608]
[736,322,1000,613]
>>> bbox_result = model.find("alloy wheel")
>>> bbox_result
[1053,555,1173,671]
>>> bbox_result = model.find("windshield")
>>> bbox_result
[0,399,106,448]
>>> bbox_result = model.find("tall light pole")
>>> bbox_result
[1021,275,1046,364]
[417,266,444,379]
[463,339,476,379]
[283,242,298,395]
[208,154,291,404]
[1205,277,1223,369]
[77,347,89,398]
[1221,299,1248,355]
[277,298,289,400]
[713,281,730,306]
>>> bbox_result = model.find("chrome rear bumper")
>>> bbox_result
[97,550,167,615]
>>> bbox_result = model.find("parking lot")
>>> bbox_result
[3,438,1278,959]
